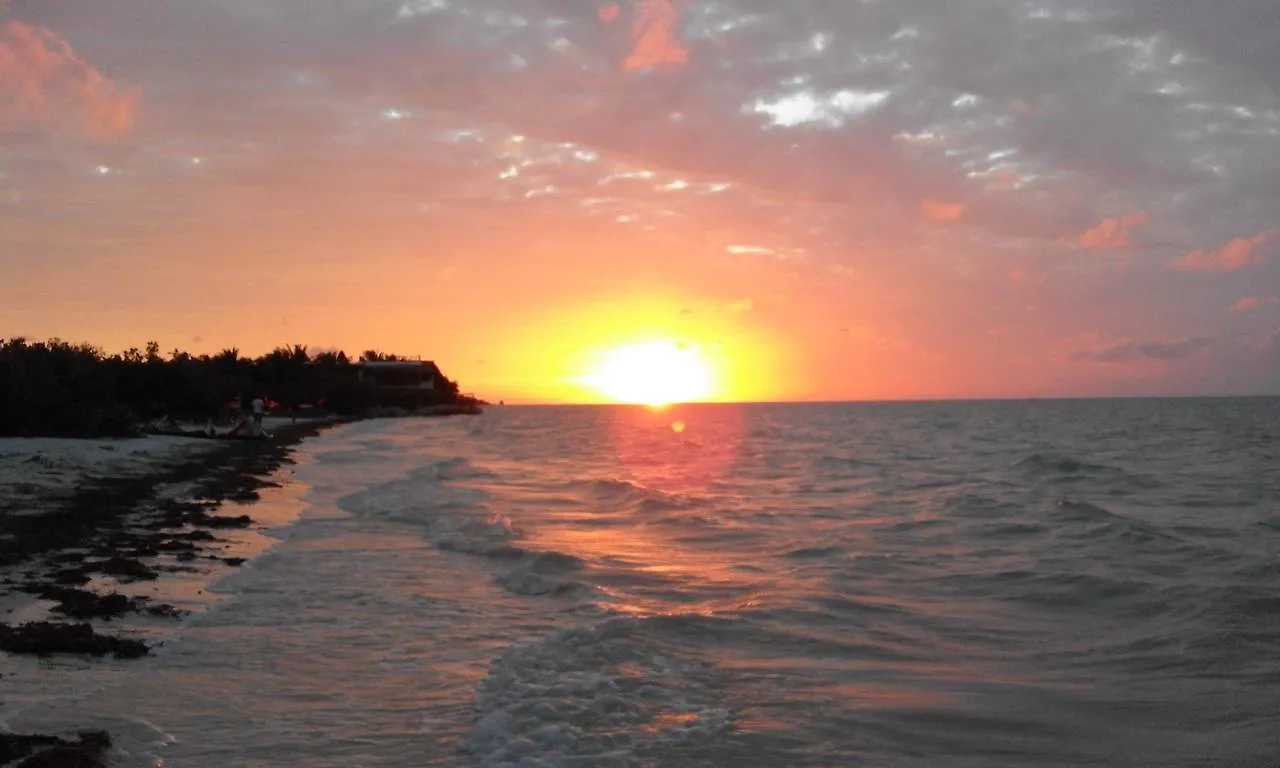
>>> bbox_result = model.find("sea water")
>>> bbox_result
[4,399,1280,766]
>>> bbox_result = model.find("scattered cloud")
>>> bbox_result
[1230,297,1275,313]
[1075,212,1151,251]
[920,199,965,222]
[598,4,621,24]
[725,244,773,256]
[1070,337,1213,364]
[1166,232,1274,272]
[6,0,1280,396]
[0,21,139,138]
[1265,329,1280,355]
[604,0,689,72]
[1008,268,1045,285]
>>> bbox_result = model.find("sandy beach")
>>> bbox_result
[0,416,345,765]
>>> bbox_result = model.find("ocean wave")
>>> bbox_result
[428,511,522,557]
[812,455,879,473]
[494,550,591,598]
[941,492,1024,520]
[578,477,649,498]
[1048,499,1186,549]
[1003,570,1151,610]
[406,456,496,482]
[1201,584,1280,627]
[781,545,845,559]
[1010,452,1160,490]
[973,521,1050,538]
[1013,452,1119,475]
[461,615,731,767]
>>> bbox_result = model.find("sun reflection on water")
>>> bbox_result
[607,403,746,493]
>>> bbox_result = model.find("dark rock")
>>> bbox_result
[0,734,60,765]
[230,489,260,503]
[37,587,137,620]
[144,603,188,619]
[0,622,148,659]
[222,557,247,567]
[94,557,158,581]
[154,539,197,553]
[14,730,112,768]
[50,567,92,585]
[174,530,218,542]
[191,513,253,529]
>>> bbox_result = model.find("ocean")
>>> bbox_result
[5,399,1280,766]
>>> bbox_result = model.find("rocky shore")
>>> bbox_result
[0,418,347,766]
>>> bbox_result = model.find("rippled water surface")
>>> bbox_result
[9,399,1280,766]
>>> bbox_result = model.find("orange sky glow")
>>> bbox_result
[3,0,1279,403]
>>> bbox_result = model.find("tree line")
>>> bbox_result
[0,338,464,437]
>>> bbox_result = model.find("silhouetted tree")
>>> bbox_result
[0,338,474,436]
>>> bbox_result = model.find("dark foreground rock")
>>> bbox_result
[0,621,149,659]
[0,730,111,768]
[25,585,136,620]
[15,584,188,621]
[0,734,60,766]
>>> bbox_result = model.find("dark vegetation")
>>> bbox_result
[0,338,475,437]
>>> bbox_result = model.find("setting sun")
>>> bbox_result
[581,341,713,406]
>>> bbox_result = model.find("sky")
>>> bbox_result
[2,0,1279,403]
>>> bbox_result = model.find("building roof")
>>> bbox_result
[353,360,438,369]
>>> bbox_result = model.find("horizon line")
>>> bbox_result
[490,393,1280,407]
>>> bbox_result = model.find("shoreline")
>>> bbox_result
[0,417,351,766]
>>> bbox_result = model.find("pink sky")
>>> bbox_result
[2,0,1279,402]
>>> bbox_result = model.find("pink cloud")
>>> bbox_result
[598,4,622,23]
[1069,336,1212,364]
[1007,268,1045,285]
[618,0,688,71]
[0,21,138,138]
[1265,329,1280,355]
[1075,211,1150,251]
[1167,232,1273,272]
[1230,297,1275,312]
[920,199,965,222]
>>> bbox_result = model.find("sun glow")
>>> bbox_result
[582,341,713,406]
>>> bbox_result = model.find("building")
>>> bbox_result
[352,360,460,410]
[354,360,444,391]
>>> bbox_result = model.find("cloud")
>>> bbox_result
[0,21,139,138]
[1075,212,1151,251]
[7,0,1280,397]
[920,199,965,222]
[1230,297,1275,313]
[601,0,688,72]
[598,4,621,24]
[1266,329,1280,355]
[1166,232,1274,272]
[1007,268,1045,285]
[1070,337,1212,364]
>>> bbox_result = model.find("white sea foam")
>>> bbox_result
[463,617,731,768]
